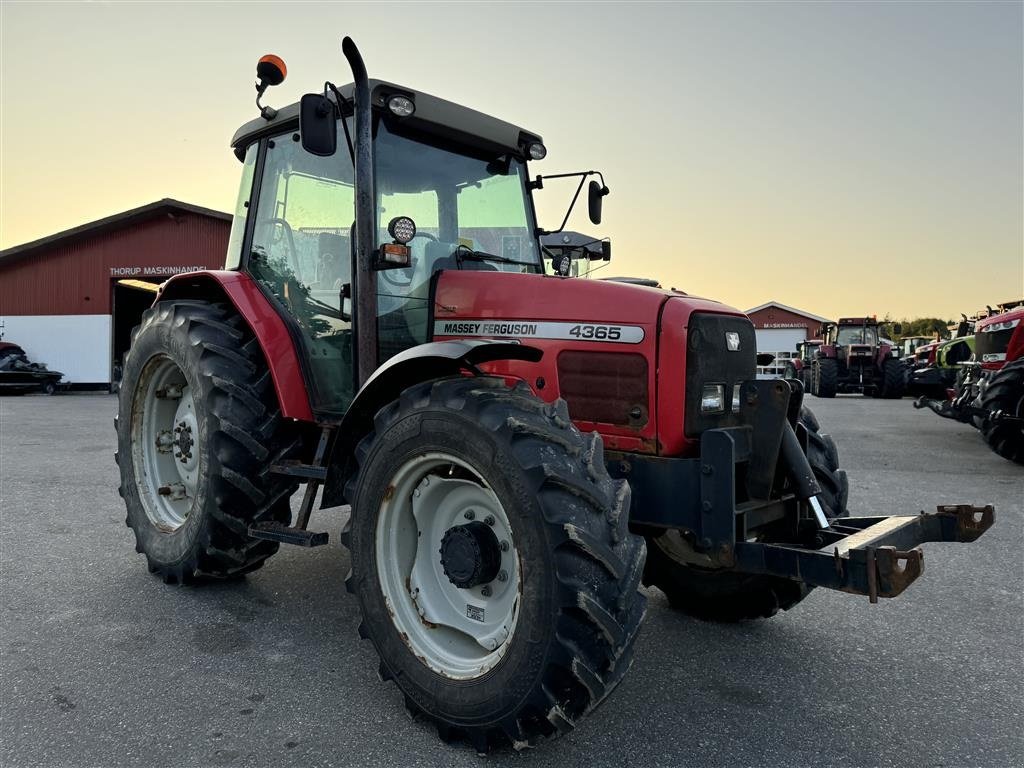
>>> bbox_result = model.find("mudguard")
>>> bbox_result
[320,339,543,508]
[156,271,314,421]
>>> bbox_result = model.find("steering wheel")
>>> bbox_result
[256,217,300,275]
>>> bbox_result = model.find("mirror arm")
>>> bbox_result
[325,82,355,162]
[534,171,602,236]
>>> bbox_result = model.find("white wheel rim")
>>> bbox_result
[375,452,521,680]
[131,356,198,532]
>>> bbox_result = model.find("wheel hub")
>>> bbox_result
[375,453,521,679]
[174,421,195,463]
[439,522,502,589]
[133,356,199,532]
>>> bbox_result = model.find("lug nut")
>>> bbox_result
[484,515,495,526]
[497,570,507,582]
[500,541,510,552]
[464,510,475,520]
[481,585,492,597]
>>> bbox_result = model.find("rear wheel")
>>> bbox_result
[343,377,646,751]
[811,358,837,398]
[115,300,301,583]
[979,361,1024,464]
[642,406,849,622]
[879,358,905,399]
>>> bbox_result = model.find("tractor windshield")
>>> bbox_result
[836,326,877,346]
[373,119,541,359]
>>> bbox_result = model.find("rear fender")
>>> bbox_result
[155,270,314,421]
[320,340,543,508]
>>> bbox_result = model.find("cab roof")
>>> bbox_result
[231,79,542,161]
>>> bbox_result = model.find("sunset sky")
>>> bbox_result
[1,1,1021,320]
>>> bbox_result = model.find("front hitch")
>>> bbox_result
[734,505,995,602]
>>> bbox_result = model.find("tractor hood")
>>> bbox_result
[432,270,753,457]
[432,270,742,333]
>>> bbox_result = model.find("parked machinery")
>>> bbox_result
[809,317,904,398]
[916,304,1024,464]
[783,340,821,391]
[114,39,995,751]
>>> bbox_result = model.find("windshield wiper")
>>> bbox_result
[454,245,536,269]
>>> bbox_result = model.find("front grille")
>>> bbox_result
[684,313,757,437]
[557,351,648,426]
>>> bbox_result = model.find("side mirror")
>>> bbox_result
[588,180,609,225]
[795,343,801,352]
[300,93,337,157]
[601,240,612,261]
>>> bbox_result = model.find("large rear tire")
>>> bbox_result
[642,406,849,622]
[343,377,646,751]
[879,358,905,399]
[811,358,838,398]
[115,301,301,583]
[979,360,1024,464]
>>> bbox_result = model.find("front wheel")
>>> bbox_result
[642,406,849,622]
[343,378,646,751]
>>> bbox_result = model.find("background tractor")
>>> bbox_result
[916,303,1024,464]
[115,38,994,752]
[810,317,904,398]
[783,340,821,391]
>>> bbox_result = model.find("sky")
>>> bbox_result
[1,1,1021,321]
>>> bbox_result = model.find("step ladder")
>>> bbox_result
[248,426,332,547]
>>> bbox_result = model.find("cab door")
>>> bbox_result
[246,132,356,417]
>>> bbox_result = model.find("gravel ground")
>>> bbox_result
[1,393,1021,768]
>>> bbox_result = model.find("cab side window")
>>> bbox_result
[249,132,356,414]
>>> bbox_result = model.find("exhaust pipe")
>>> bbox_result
[342,36,379,387]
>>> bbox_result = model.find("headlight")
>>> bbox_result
[983,318,1020,333]
[528,142,547,160]
[701,384,725,413]
[387,216,416,244]
[387,94,415,117]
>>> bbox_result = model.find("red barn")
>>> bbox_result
[0,200,231,386]
[745,301,833,378]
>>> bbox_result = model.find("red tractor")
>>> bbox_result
[115,40,993,751]
[810,317,904,398]
[915,304,1024,464]
[783,339,822,391]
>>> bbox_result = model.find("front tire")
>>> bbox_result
[343,377,646,751]
[115,301,301,583]
[979,360,1024,464]
[642,406,849,622]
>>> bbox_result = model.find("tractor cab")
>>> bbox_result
[225,69,610,419]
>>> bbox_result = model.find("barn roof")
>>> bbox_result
[0,199,230,268]
[745,300,832,324]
